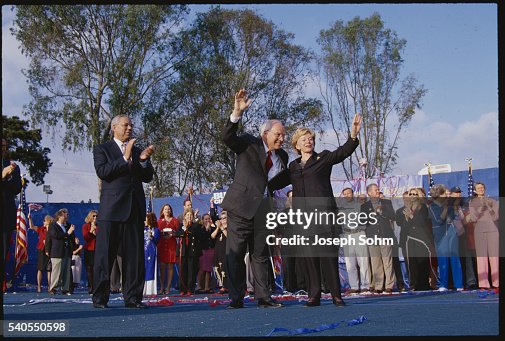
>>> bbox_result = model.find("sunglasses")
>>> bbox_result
[93,215,98,218]
[408,193,419,196]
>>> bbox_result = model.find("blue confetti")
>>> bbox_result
[266,316,367,336]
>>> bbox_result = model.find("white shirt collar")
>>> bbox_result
[57,222,67,233]
[113,138,126,150]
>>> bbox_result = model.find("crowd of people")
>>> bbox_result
[2,91,499,310]
[335,182,499,295]
[23,180,499,301]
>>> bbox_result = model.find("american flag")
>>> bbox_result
[28,203,43,211]
[146,198,153,214]
[146,185,154,213]
[428,167,435,189]
[467,163,474,197]
[14,181,28,276]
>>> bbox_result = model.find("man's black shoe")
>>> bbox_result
[93,302,108,308]
[227,300,244,309]
[257,298,283,308]
[332,297,346,307]
[125,302,147,309]
[303,298,320,307]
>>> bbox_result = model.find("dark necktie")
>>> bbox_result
[265,150,273,173]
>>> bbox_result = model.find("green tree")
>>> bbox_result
[145,7,325,196]
[317,13,427,179]
[11,4,188,151]
[2,115,52,185]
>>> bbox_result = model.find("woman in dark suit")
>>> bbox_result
[176,209,202,295]
[280,113,361,307]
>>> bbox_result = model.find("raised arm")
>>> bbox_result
[327,113,362,165]
[222,89,253,154]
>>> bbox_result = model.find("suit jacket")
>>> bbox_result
[288,138,359,203]
[361,199,396,239]
[404,204,432,244]
[2,158,22,232]
[287,138,359,237]
[175,222,202,258]
[93,140,154,221]
[221,119,289,220]
[46,222,75,259]
[395,206,408,246]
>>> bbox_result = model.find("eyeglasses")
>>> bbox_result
[267,131,285,139]
[220,216,227,220]
[408,193,419,196]
[93,215,98,218]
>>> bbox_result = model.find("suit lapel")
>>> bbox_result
[256,137,268,178]
[107,140,123,160]
[304,151,318,168]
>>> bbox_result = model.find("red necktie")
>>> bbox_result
[265,151,273,173]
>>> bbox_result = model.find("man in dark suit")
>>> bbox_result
[221,89,288,308]
[92,115,154,308]
[361,183,396,293]
[2,138,22,262]
[46,208,75,295]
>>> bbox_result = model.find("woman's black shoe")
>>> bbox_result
[332,297,346,307]
[303,298,320,307]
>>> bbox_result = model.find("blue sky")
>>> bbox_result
[2,4,498,202]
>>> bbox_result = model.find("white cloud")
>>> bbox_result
[394,111,498,175]
[21,148,99,203]
[307,110,498,179]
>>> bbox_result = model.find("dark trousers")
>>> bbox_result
[458,235,477,287]
[283,256,308,292]
[304,256,342,299]
[110,256,122,291]
[406,239,430,291]
[93,206,144,305]
[3,229,14,262]
[226,210,271,302]
[179,256,198,293]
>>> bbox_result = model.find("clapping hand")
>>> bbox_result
[140,145,155,161]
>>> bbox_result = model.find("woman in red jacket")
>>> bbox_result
[157,204,179,294]
[82,210,98,294]
[28,215,53,293]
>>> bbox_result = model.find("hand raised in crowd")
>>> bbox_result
[68,224,75,234]
[232,89,253,119]
[350,113,363,139]
[2,162,17,179]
